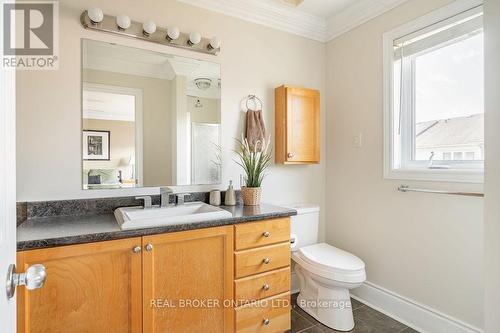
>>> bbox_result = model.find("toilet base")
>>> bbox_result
[296,290,355,332]
[295,267,358,332]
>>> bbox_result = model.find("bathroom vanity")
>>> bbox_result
[16,201,295,333]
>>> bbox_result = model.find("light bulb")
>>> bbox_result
[87,8,103,24]
[116,14,131,30]
[188,32,202,46]
[142,21,156,36]
[208,36,221,50]
[166,26,180,41]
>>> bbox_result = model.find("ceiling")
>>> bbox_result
[178,0,409,42]
[83,40,221,99]
[275,0,356,18]
[83,90,136,122]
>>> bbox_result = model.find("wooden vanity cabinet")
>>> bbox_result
[17,237,143,333]
[275,85,320,164]
[17,220,290,333]
[233,218,291,333]
[142,226,234,333]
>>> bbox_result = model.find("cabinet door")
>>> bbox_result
[143,226,234,333]
[286,87,320,163]
[17,238,143,333]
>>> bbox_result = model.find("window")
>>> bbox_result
[465,152,475,160]
[384,1,484,183]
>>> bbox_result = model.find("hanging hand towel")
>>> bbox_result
[245,109,267,149]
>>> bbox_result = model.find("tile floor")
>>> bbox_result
[288,293,419,333]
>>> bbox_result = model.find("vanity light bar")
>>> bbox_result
[80,10,220,56]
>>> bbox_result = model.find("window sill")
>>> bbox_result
[384,167,484,183]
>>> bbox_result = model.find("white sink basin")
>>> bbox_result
[114,201,233,230]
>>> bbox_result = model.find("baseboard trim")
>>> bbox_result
[351,281,483,333]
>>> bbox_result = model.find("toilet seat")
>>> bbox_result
[293,243,366,283]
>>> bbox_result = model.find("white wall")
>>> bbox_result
[325,0,483,329]
[82,119,135,171]
[83,69,172,186]
[188,96,220,124]
[16,0,326,236]
[483,0,500,331]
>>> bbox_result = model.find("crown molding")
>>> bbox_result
[327,0,411,41]
[178,0,410,43]
[178,0,327,42]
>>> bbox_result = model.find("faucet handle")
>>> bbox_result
[176,193,191,205]
[135,196,152,209]
[160,186,173,194]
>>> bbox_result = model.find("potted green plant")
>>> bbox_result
[234,136,272,206]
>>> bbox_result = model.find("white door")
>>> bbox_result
[0,29,17,332]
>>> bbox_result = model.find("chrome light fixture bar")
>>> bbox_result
[80,10,220,55]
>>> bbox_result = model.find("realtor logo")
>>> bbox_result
[2,1,58,69]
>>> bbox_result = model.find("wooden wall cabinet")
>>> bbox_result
[275,85,320,164]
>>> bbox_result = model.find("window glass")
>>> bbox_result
[414,33,484,161]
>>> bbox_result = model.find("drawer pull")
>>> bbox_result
[263,231,270,238]
[263,318,270,326]
[262,284,270,291]
[263,258,271,264]
[132,246,141,253]
[145,243,153,252]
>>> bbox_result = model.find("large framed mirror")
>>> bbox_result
[81,39,221,189]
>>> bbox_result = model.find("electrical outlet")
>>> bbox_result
[353,134,363,148]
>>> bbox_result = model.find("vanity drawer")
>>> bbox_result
[235,242,290,279]
[235,267,290,304]
[235,292,291,333]
[235,218,290,250]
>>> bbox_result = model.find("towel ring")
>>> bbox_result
[245,95,263,111]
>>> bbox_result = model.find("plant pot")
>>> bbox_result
[241,186,262,206]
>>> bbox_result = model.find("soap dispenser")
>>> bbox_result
[225,180,236,206]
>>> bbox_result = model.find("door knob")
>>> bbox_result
[145,243,154,252]
[132,246,142,253]
[6,264,47,299]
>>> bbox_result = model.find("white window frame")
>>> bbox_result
[383,0,484,183]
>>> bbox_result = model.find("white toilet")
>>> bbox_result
[289,204,366,332]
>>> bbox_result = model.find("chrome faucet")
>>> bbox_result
[160,187,175,207]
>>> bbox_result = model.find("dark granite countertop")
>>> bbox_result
[17,204,297,251]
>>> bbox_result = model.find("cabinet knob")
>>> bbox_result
[287,152,294,158]
[263,318,270,326]
[263,258,271,264]
[262,284,270,291]
[262,231,270,238]
[132,246,141,253]
[145,243,154,252]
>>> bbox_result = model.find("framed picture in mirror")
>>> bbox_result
[83,130,110,160]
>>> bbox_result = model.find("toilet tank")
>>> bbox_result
[287,204,320,251]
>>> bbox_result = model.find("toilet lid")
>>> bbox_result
[298,243,365,272]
